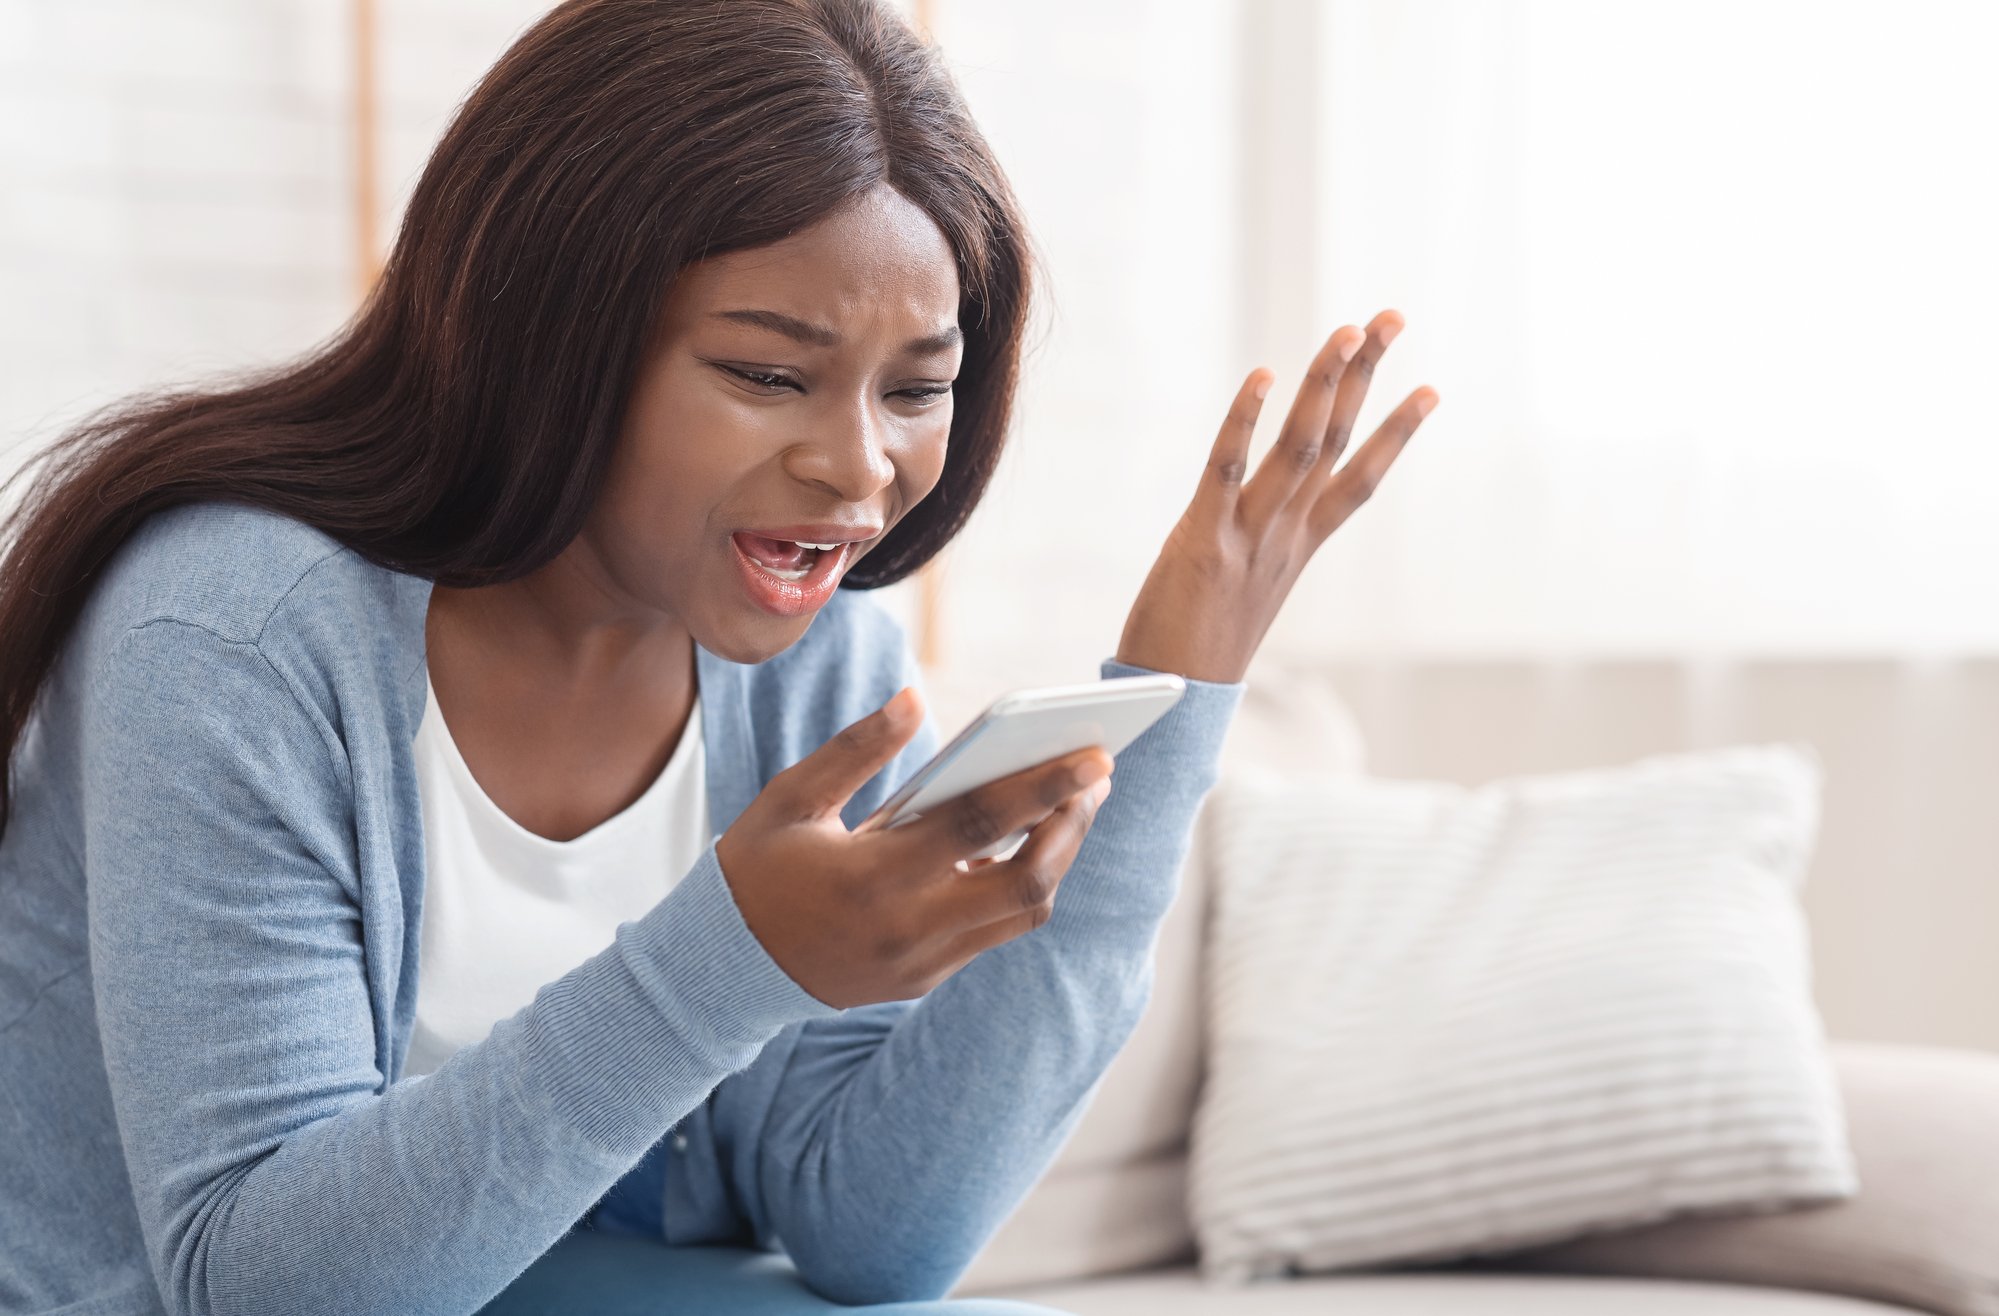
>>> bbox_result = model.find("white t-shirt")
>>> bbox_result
[402,678,710,1080]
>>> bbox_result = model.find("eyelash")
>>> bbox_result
[722,365,952,405]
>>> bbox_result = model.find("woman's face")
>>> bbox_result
[579,183,963,663]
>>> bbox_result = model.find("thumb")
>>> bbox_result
[770,685,924,820]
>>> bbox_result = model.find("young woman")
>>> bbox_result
[0,1,1436,1313]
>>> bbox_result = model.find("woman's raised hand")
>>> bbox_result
[716,686,1113,1009]
[1116,310,1439,685]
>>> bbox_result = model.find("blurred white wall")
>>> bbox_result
[2,0,351,470]
[7,2,1996,664]
[901,0,1249,682]
[929,0,1999,670]
[0,0,556,496]
[1284,0,1999,661]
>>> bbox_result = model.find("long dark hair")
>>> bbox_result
[0,0,1031,839]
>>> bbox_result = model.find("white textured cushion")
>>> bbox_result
[1188,745,1858,1284]
[1498,1041,1999,1316]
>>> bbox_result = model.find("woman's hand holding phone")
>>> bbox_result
[716,685,1113,1009]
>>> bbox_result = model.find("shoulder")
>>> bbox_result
[74,500,429,730]
[734,586,921,758]
[796,586,915,666]
[85,501,405,640]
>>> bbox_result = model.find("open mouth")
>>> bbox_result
[734,532,836,581]
[729,531,855,616]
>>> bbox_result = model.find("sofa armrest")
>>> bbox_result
[1493,1040,1999,1316]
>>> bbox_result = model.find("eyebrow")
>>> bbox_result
[710,308,962,355]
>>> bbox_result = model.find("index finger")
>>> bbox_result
[1188,368,1274,521]
[765,686,924,821]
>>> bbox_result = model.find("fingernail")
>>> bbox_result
[1338,332,1362,361]
[1415,391,1438,419]
[1073,757,1112,790]
[1089,777,1113,807]
[1378,321,1402,348]
[1253,372,1273,400]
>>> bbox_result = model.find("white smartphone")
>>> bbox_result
[855,673,1187,861]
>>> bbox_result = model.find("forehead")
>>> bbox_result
[666,186,961,338]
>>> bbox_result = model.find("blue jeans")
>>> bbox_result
[474,1229,1075,1315]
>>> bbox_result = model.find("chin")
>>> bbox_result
[697,615,815,666]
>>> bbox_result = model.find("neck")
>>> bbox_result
[424,539,698,725]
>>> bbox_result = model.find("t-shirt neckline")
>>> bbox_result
[417,675,703,853]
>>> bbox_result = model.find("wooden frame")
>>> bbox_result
[351,0,380,301]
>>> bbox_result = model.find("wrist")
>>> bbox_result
[1112,648,1248,686]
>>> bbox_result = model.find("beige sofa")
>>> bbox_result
[932,657,1999,1315]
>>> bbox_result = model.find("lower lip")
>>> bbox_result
[730,534,850,617]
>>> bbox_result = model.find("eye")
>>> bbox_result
[895,383,954,407]
[719,365,798,394]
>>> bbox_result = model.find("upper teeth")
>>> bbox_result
[796,541,838,551]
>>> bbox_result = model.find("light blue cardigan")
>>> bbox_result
[0,501,1243,1316]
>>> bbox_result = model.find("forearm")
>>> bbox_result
[94,837,836,1316]
[752,658,1243,1305]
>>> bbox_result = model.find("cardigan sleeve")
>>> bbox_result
[80,619,839,1316]
[744,653,1245,1305]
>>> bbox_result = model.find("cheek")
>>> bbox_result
[596,394,741,560]
[624,369,776,497]
[903,405,954,497]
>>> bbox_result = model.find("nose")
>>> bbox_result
[784,394,899,503]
